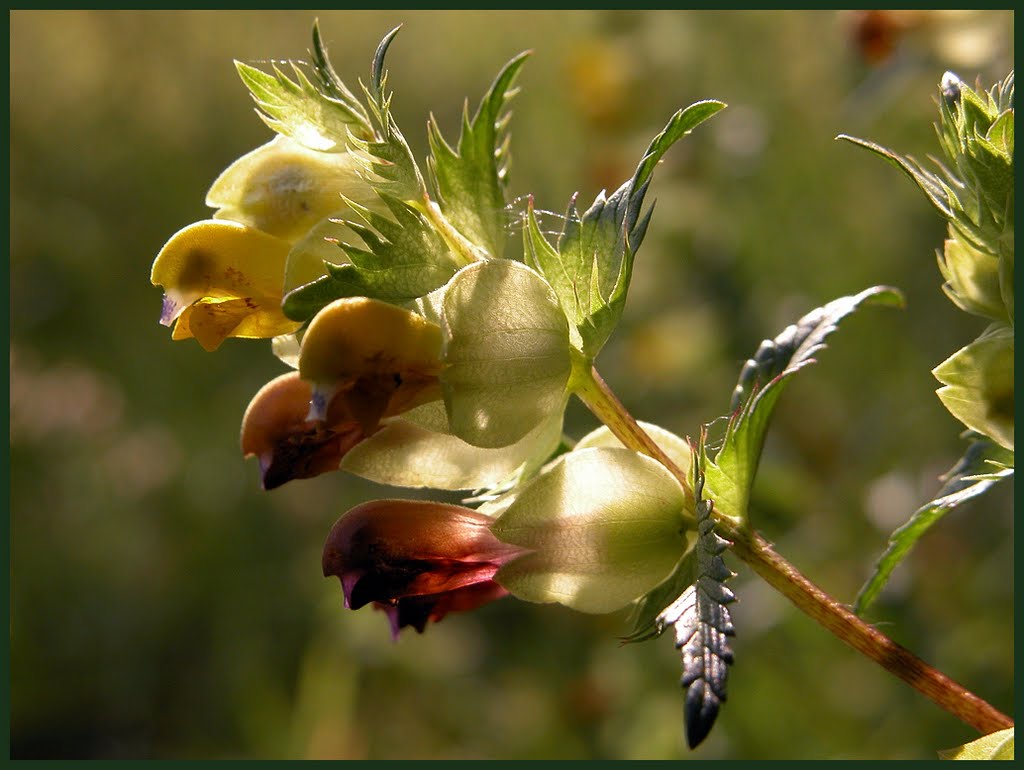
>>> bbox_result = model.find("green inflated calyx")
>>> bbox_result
[440,258,573,449]
[491,446,693,614]
[933,325,1014,451]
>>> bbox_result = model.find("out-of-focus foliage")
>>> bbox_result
[9,9,1013,759]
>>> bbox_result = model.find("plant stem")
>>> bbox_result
[577,364,1013,735]
[573,364,695,510]
[723,526,1013,734]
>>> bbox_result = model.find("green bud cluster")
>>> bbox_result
[842,72,1014,452]
[932,73,1014,452]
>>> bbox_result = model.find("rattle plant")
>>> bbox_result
[150,23,1013,757]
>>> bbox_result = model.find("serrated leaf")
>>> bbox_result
[281,193,463,320]
[347,26,426,202]
[987,109,1014,159]
[706,286,904,522]
[837,134,955,220]
[428,52,529,260]
[842,72,1014,267]
[281,272,346,323]
[309,20,372,136]
[662,473,735,750]
[331,194,464,298]
[235,60,367,153]
[855,438,1013,615]
[938,727,1014,760]
[527,101,725,358]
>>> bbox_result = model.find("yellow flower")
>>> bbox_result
[241,298,444,488]
[151,219,300,351]
[206,135,377,244]
[299,297,444,428]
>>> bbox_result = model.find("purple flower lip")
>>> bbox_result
[159,294,185,326]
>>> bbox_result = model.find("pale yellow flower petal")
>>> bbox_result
[151,219,300,350]
[298,297,443,420]
[206,135,376,243]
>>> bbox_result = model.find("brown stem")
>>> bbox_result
[573,363,695,514]
[723,524,1013,735]
[578,364,1013,735]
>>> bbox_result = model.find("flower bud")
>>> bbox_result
[241,372,364,490]
[934,325,1014,450]
[938,237,1008,324]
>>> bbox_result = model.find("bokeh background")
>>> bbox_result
[9,9,1014,760]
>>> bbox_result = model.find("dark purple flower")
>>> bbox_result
[322,500,527,638]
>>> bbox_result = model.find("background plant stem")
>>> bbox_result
[578,364,1013,735]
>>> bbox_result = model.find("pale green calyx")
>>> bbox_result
[340,401,563,492]
[440,258,573,449]
[933,325,1014,451]
[938,236,1007,324]
[491,447,693,614]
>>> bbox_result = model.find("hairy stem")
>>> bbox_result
[578,364,1013,735]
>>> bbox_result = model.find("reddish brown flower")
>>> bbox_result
[241,371,367,490]
[322,500,527,638]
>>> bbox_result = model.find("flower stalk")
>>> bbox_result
[577,363,1013,736]
[572,358,695,516]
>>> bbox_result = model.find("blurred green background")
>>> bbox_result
[9,9,1014,760]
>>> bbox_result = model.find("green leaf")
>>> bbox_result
[308,20,372,136]
[526,101,725,358]
[428,52,530,260]
[440,259,573,448]
[346,26,425,201]
[837,133,955,220]
[235,60,369,153]
[934,325,1014,451]
[705,286,904,523]
[988,109,1014,159]
[842,72,1014,266]
[855,438,1013,615]
[938,728,1014,760]
[492,447,690,613]
[281,193,464,320]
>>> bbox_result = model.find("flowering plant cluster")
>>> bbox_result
[841,73,1014,616]
[151,23,712,636]
[150,23,1013,756]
